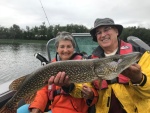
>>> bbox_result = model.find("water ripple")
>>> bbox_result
[0,43,47,85]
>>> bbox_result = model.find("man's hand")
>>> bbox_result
[81,83,94,99]
[121,63,143,84]
[48,72,70,87]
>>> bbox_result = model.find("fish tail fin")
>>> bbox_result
[0,104,16,113]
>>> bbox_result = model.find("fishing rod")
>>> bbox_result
[39,0,51,26]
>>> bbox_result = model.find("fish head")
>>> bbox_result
[94,52,142,80]
[94,57,122,79]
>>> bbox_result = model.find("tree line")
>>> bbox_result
[0,22,150,45]
[0,22,89,40]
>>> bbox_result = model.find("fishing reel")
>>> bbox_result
[34,53,49,66]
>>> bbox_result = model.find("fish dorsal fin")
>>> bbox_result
[9,75,28,91]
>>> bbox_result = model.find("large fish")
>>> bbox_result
[0,52,141,113]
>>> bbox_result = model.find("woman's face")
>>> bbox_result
[57,40,74,60]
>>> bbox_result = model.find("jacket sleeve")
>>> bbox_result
[29,85,48,112]
[129,51,150,98]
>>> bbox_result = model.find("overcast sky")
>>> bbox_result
[0,0,150,29]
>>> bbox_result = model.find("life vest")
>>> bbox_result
[92,40,133,90]
[48,54,83,100]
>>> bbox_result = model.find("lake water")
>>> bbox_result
[0,37,98,93]
[0,43,49,93]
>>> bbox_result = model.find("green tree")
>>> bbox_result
[9,24,23,39]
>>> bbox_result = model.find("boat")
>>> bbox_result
[0,33,98,109]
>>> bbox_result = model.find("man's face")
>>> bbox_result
[95,26,119,49]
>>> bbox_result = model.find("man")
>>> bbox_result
[49,18,150,113]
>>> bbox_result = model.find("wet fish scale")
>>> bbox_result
[0,52,141,113]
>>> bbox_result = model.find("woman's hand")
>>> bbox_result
[48,72,71,87]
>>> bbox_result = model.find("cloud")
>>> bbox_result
[0,0,150,29]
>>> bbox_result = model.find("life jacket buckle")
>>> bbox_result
[106,77,118,84]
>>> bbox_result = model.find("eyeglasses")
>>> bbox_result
[95,26,112,36]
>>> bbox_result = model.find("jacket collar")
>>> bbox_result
[92,39,121,57]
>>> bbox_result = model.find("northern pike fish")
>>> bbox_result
[0,52,141,113]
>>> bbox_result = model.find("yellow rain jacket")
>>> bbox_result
[70,51,150,113]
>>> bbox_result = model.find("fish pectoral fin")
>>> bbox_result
[24,93,37,104]
[98,79,103,90]
[92,79,102,90]
[9,74,29,91]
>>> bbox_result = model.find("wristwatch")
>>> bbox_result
[132,73,147,86]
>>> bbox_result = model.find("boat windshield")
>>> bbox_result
[46,33,98,61]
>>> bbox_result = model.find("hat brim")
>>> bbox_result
[90,24,123,42]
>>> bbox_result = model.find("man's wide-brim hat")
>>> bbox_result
[90,18,123,42]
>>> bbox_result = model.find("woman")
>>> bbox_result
[17,31,96,113]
